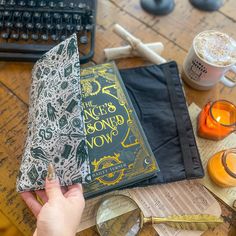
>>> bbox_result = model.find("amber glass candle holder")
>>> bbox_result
[197,100,236,140]
[208,149,236,187]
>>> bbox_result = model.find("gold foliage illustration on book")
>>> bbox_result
[81,62,159,198]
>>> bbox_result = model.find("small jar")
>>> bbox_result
[197,100,236,140]
[208,149,236,187]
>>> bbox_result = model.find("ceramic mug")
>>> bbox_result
[183,30,236,90]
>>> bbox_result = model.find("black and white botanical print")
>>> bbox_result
[17,34,91,192]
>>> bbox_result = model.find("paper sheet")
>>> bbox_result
[189,103,236,210]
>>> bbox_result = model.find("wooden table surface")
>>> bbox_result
[0,0,236,235]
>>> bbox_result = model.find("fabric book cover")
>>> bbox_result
[80,62,159,198]
[119,62,204,186]
[17,34,91,192]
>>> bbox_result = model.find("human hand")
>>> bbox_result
[21,164,85,236]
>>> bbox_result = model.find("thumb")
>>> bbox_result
[45,163,63,200]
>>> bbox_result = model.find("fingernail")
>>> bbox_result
[47,163,56,181]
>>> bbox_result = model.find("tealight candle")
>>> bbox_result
[211,107,231,125]
[208,149,236,188]
[198,100,236,140]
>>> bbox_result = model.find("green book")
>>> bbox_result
[81,62,159,198]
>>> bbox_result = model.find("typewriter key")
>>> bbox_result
[35,23,43,29]
[61,35,66,41]
[46,23,53,30]
[56,24,63,30]
[26,23,34,29]
[13,11,21,18]
[73,14,81,20]
[53,13,61,20]
[39,1,46,7]
[33,12,41,19]
[18,1,26,6]
[6,22,13,28]
[1,32,9,39]
[58,2,65,8]
[78,3,86,9]
[66,24,73,31]
[43,12,50,19]
[3,11,10,17]
[49,1,56,8]
[41,34,48,41]
[63,13,70,21]
[31,34,39,40]
[9,0,16,6]
[76,25,82,31]
[51,34,59,41]
[80,35,88,44]
[21,33,29,40]
[0,0,6,6]
[23,12,31,19]
[11,33,19,39]
[69,2,75,8]
[86,24,93,31]
[16,22,23,28]
[28,1,36,7]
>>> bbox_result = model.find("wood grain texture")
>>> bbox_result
[220,0,236,21]
[0,0,235,235]
[0,84,36,235]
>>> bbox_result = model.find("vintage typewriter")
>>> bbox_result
[0,0,97,63]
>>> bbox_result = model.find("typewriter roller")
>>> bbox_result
[0,0,97,63]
